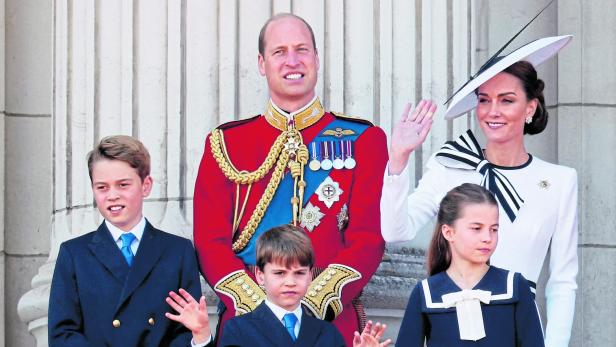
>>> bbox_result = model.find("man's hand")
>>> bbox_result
[352,320,392,347]
[165,288,211,344]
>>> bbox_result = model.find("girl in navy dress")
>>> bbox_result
[396,183,543,346]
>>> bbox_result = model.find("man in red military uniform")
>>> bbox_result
[193,13,387,346]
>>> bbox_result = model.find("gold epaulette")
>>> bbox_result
[301,264,362,319]
[214,270,266,316]
[331,112,374,126]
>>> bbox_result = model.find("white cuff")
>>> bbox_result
[191,335,212,347]
[384,160,411,180]
[381,161,414,242]
[544,289,576,347]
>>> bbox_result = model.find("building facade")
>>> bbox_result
[0,0,612,345]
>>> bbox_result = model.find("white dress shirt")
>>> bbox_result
[264,299,303,337]
[105,217,146,255]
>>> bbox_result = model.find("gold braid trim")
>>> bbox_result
[301,264,362,320]
[210,129,287,184]
[214,270,266,316]
[231,149,289,251]
[210,128,305,252]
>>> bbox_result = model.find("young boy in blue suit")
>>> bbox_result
[167,224,391,347]
[48,135,211,347]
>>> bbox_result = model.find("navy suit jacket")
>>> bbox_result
[48,221,204,347]
[219,303,346,347]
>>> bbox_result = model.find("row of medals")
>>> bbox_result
[308,140,356,171]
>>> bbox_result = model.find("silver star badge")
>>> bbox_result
[337,203,349,232]
[284,136,300,154]
[301,202,325,232]
[316,176,343,208]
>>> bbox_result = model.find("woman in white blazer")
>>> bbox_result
[381,35,577,347]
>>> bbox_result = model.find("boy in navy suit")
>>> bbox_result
[48,135,211,347]
[167,224,391,347]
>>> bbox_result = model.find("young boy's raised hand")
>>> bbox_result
[352,320,392,347]
[166,288,211,344]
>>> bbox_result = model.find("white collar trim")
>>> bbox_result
[422,271,515,309]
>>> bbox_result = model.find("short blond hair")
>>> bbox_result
[87,135,151,182]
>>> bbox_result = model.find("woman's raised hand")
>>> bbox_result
[388,100,437,175]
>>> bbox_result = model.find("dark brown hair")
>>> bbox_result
[256,224,314,271]
[427,183,498,276]
[503,60,548,135]
[87,135,151,182]
[258,13,317,56]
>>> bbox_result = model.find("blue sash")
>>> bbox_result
[236,118,369,264]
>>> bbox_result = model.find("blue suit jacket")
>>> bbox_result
[219,303,346,347]
[48,221,204,347]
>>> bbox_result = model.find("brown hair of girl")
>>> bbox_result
[427,183,497,276]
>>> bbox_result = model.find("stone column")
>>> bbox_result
[0,0,5,344]
[6,0,54,346]
[558,1,616,345]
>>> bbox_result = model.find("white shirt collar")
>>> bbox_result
[264,299,303,324]
[105,216,146,242]
[269,95,318,121]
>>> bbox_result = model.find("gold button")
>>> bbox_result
[319,280,326,286]
[148,317,155,326]
[246,289,254,296]
[328,269,336,275]
[112,319,121,328]
[236,278,244,285]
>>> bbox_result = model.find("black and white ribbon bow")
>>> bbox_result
[435,130,524,222]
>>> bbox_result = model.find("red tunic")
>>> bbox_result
[194,109,387,346]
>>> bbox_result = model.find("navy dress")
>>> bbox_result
[396,266,544,347]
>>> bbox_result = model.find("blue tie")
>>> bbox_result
[120,233,136,266]
[282,313,297,341]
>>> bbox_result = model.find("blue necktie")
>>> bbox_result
[282,313,297,341]
[120,233,136,266]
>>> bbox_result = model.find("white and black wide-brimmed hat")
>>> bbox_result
[443,0,572,120]
[444,35,572,120]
